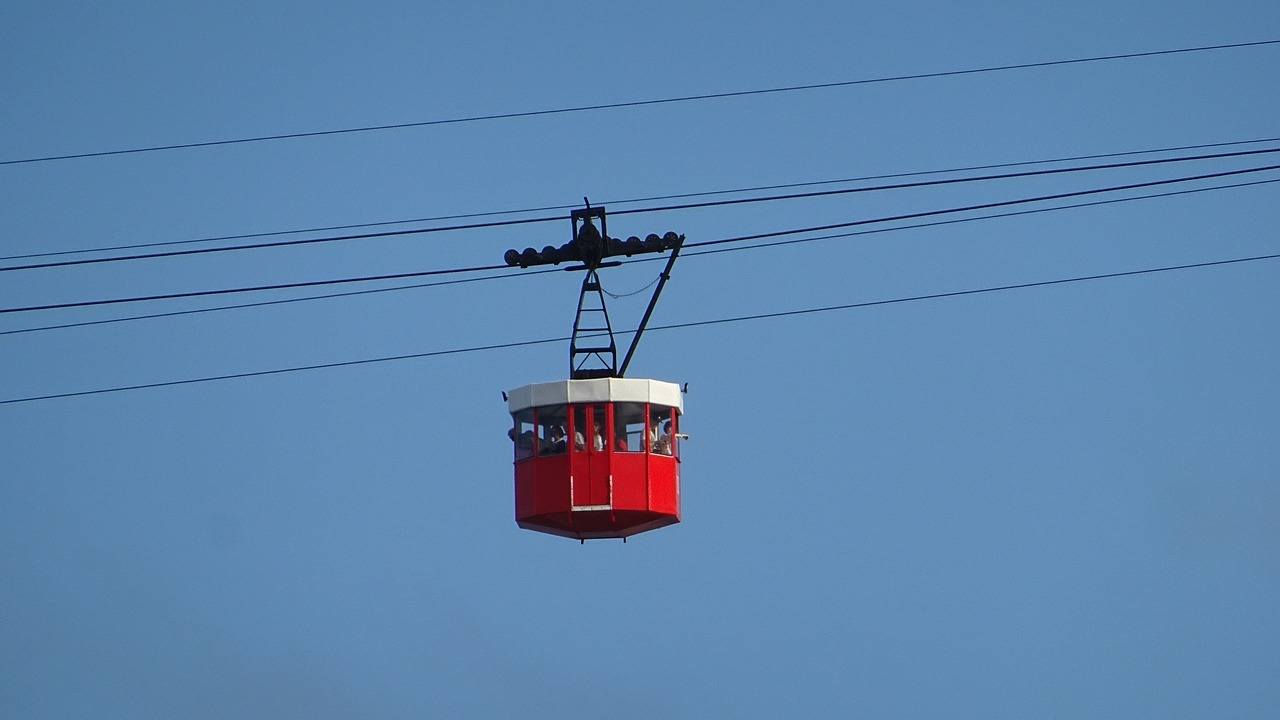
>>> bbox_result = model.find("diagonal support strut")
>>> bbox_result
[618,235,683,377]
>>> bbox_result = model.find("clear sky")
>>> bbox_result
[2,1,1278,717]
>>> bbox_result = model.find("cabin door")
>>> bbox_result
[572,404,612,509]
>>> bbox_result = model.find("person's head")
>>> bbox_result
[508,428,516,441]
[662,420,671,432]
[551,425,565,439]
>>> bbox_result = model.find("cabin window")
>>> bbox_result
[512,409,535,461]
[650,405,676,456]
[588,404,607,452]
[570,405,587,452]
[535,404,568,456]
[614,402,645,452]
[567,404,611,452]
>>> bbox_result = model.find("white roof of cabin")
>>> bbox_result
[507,378,683,414]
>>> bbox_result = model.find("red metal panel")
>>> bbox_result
[532,454,571,516]
[609,452,647,511]
[647,455,679,515]
[514,460,536,519]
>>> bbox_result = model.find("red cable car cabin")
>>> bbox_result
[507,378,683,541]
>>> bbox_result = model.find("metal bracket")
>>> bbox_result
[570,203,608,270]
[502,203,683,379]
[569,268,618,379]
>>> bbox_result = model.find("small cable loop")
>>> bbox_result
[601,275,661,299]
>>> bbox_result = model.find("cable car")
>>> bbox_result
[502,204,686,542]
[506,378,683,540]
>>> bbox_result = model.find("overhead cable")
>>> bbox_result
[4,146,1278,273]
[2,40,1276,166]
[0,262,511,314]
[0,214,567,272]
[6,134,1278,262]
[609,147,1280,219]
[686,178,1280,258]
[5,176,1277,337]
[3,163,1277,315]
[5,176,1276,337]
[680,163,1280,250]
[3,251,1276,406]
[0,267,561,336]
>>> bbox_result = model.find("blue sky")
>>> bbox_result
[2,1,1278,717]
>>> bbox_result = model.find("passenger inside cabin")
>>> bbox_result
[654,420,673,456]
[542,425,567,455]
[510,428,535,459]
